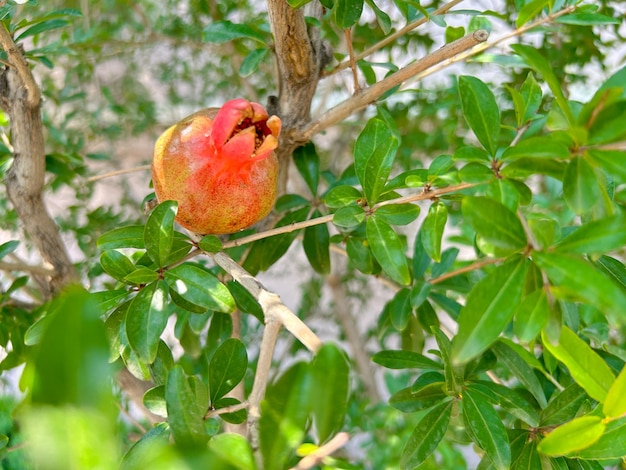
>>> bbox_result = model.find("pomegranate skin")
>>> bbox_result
[152,99,281,235]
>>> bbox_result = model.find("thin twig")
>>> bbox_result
[429,257,505,285]
[344,29,360,93]
[0,260,56,276]
[327,0,465,76]
[86,164,151,183]
[301,31,489,140]
[290,432,350,470]
[204,400,249,419]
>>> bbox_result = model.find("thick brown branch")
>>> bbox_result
[300,30,489,140]
[0,26,78,296]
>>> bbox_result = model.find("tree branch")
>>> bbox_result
[0,24,78,297]
[290,432,350,470]
[327,0,465,76]
[300,30,489,140]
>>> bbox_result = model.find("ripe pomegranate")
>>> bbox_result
[152,99,281,234]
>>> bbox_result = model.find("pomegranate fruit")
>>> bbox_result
[152,99,281,234]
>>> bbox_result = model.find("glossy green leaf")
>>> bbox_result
[462,197,527,252]
[555,215,626,255]
[208,433,256,470]
[198,235,222,253]
[515,0,549,27]
[311,343,350,443]
[366,215,411,285]
[97,225,145,250]
[354,118,399,205]
[303,210,331,274]
[401,399,453,468]
[100,250,135,282]
[501,137,570,161]
[16,18,74,41]
[151,340,174,386]
[463,388,511,470]
[260,362,312,469]
[123,266,159,285]
[514,289,549,342]
[294,142,320,196]
[0,240,19,260]
[563,156,601,215]
[410,281,431,309]
[120,422,174,469]
[452,256,529,365]
[571,417,626,460]
[433,328,463,396]
[533,251,626,326]
[371,350,441,370]
[203,20,265,44]
[421,201,448,262]
[557,11,621,25]
[541,326,615,402]
[346,236,378,274]
[471,381,539,427]
[458,75,500,156]
[165,365,208,448]
[519,72,543,124]
[166,264,235,314]
[389,382,447,412]
[325,185,362,208]
[365,0,391,34]
[374,203,420,226]
[144,200,178,268]
[387,287,412,331]
[511,44,573,125]
[603,365,626,419]
[333,205,366,229]
[208,338,247,403]
[334,0,364,28]
[239,47,269,77]
[125,281,169,364]
[143,385,167,417]
[492,340,547,408]
[540,383,588,426]
[537,416,605,456]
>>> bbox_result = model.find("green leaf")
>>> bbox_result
[303,210,331,274]
[556,12,621,25]
[541,326,615,402]
[365,0,391,34]
[346,236,378,274]
[208,338,247,403]
[462,388,511,470]
[563,156,601,215]
[311,343,350,443]
[389,383,448,412]
[401,399,453,468]
[471,381,540,427]
[333,205,365,230]
[501,137,570,160]
[125,281,169,364]
[143,385,167,417]
[294,142,320,196]
[0,240,19,260]
[516,0,549,27]
[374,203,420,226]
[213,397,247,425]
[239,47,269,77]
[586,149,626,183]
[165,264,235,314]
[421,201,448,262]
[97,225,145,250]
[203,20,266,44]
[325,185,362,208]
[537,416,605,457]
[16,18,73,41]
[100,250,135,282]
[120,422,171,469]
[165,366,208,448]
[260,362,312,469]
[198,235,222,253]
[571,417,626,460]
[462,197,527,252]
[334,0,364,28]
[603,365,626,419]
[123,266,159,285]
[492,340,548,408]
[208,433,256,470]
[387,287,412,331]
[555,215,626,255]
[433,328,463,396]
[533,251,626,326]
[144,200,178,267]
[354,118,399,205]
[28,286,112,408]
[540,383,588,426]
[510,44,574,125]
[372,350,441,370]
[514,289,549,343]
[519,72,543,124]
[452,256,529,365]
[458,75,500,156]
[366,215,411,285]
